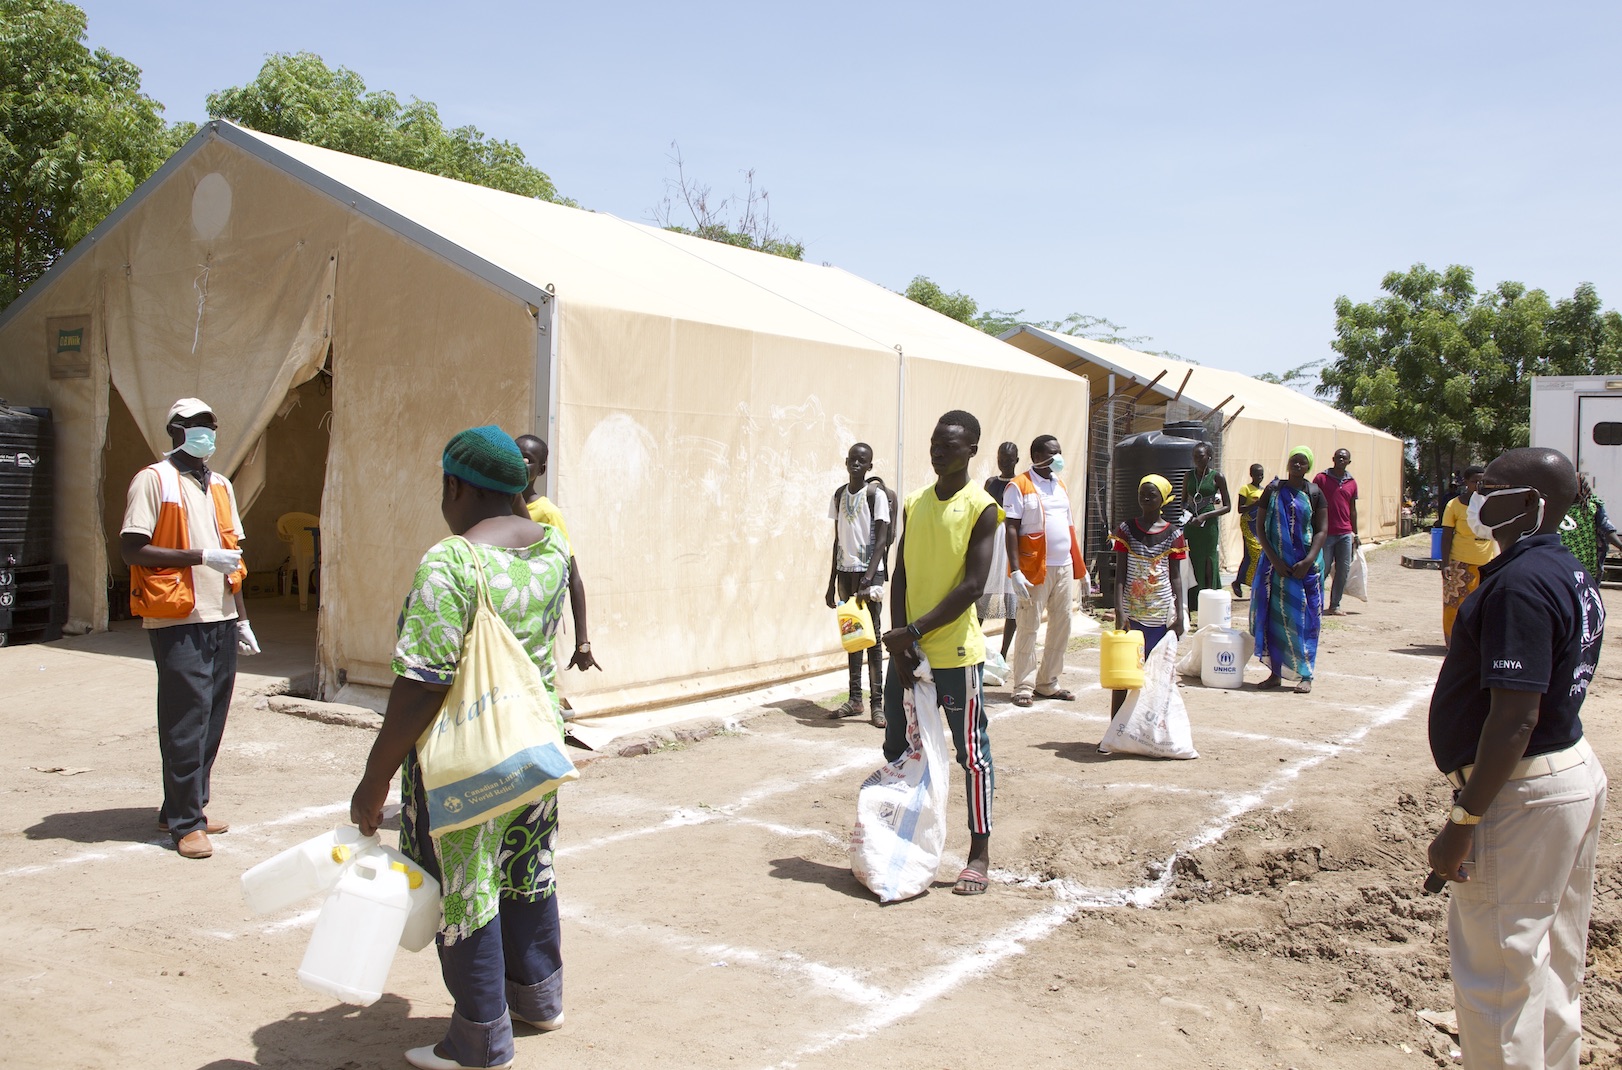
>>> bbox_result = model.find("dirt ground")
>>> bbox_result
[5,541,1622,1069]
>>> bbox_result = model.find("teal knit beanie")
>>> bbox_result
[442,426,527,495]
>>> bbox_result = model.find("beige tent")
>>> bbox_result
[0,121,1088,711]
[1000,327,1402,573]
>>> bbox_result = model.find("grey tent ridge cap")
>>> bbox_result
[0,120,555,335]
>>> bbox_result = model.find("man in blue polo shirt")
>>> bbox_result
[1426,447,1607,1069]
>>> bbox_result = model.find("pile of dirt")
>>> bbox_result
[1157,786,1622,1066]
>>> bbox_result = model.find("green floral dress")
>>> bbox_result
[392,532,570,944]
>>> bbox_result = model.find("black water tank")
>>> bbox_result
[0,404,52,567]
[1162,420,1210,444]
[1112,429,1200,532]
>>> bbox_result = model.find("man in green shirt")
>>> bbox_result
[881,410,1001,896]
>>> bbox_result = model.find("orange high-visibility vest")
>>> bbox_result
[1009,471,1086,587]
[129,460,246,619]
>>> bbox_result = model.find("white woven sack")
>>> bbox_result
[850,657,950,902]
[1099,633,1199,760]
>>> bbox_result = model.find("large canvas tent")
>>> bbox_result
[1000,326,1402,573]
[0,121,1088,711]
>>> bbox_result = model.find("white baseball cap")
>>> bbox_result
[166,397,214,423]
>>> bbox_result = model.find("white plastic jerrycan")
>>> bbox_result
[1201,627,1245,689]
[362,843,443,953]
[241,824,379,916]
[1197,588,1233,630]
[297,852,411,1006]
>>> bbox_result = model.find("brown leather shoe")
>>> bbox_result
[175,830,213,859]
[158,816,230,834]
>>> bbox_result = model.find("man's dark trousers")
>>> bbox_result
[150,620,238,840]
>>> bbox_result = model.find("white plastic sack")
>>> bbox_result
[1176,625,1253,677]
[982,649,1009,687]
[1099,633,1199,760]
[1345,546,1369,602]
[850,657,950,902]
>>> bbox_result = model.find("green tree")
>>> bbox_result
[902,280,1182,358]
[1,0,191,308]
[207,52,567,203]
[905,275,978,323]
[1321,263,1622,507]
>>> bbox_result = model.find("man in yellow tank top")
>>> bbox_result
[881,410,1001,895]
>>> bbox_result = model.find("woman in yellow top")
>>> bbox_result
[1232,463,1265,598]
[1439,465,1496,646]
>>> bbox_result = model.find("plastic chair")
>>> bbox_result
[276,511,320,610]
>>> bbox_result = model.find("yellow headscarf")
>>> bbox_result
[1289,446,1314,470]
[1139,473,1173,503]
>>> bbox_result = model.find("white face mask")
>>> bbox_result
[172,426,217,460]
[1043,453,1065,475]
[1466,487,1543,544]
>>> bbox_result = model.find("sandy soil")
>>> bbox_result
[4,542,1622,1069]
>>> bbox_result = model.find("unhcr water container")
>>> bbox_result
[1201,628,1244,689]
[1197,588,1232,629]
[363,843,443,952]
[0,405,53,566]
[241,825,379,916]
[298,853,411,1006]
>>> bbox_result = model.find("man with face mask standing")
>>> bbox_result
[121,399,257,860]
[1003,435,1078,708]
[1426,447,1607,1069]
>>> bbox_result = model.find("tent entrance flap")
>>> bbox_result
[105,242,335,472]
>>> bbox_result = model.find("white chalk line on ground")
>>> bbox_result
[559,902,888,1008]
[765,681,1434,1068]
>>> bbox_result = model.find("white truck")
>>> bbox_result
[1529,375,1622,505]
[1530,375,1622,579]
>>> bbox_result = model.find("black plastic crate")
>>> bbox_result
[0,561,67,641]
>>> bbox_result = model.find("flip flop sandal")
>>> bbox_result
[952,867,989,896]
[1011,694,1034,707]
[1256,676,1283,690]
[828,701,865,719]
[1034,688,1076,701]
[869,709,887,728]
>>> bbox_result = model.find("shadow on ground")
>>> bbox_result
[1034,740,1119,765]
[25,806,164,844]
[1395,644,1448,658]
[194,995,432,1069]
[763,697,874,732]
[768,856,874,901]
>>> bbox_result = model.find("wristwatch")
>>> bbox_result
[906,623,923,640]
[575,642,591,654]
[1448,804,1481,826]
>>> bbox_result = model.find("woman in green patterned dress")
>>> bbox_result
[351,426,571,1070]
[1180,441,1231,603]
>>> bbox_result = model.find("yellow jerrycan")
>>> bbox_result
[1099,628,1146,690]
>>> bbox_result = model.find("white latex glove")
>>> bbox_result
[237,619,261,655]
[1011,571,1036,602]
[201,548,243,574]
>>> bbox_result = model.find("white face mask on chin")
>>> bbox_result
[1465,487,1544,544]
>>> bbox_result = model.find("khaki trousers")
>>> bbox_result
[1010,562,1073,699]
[1450,745,1607,1070]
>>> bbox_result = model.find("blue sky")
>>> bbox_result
[72,1,1622,379]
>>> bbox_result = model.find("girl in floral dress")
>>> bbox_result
[1110,474,1187,715]
[352,426,571,1070]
